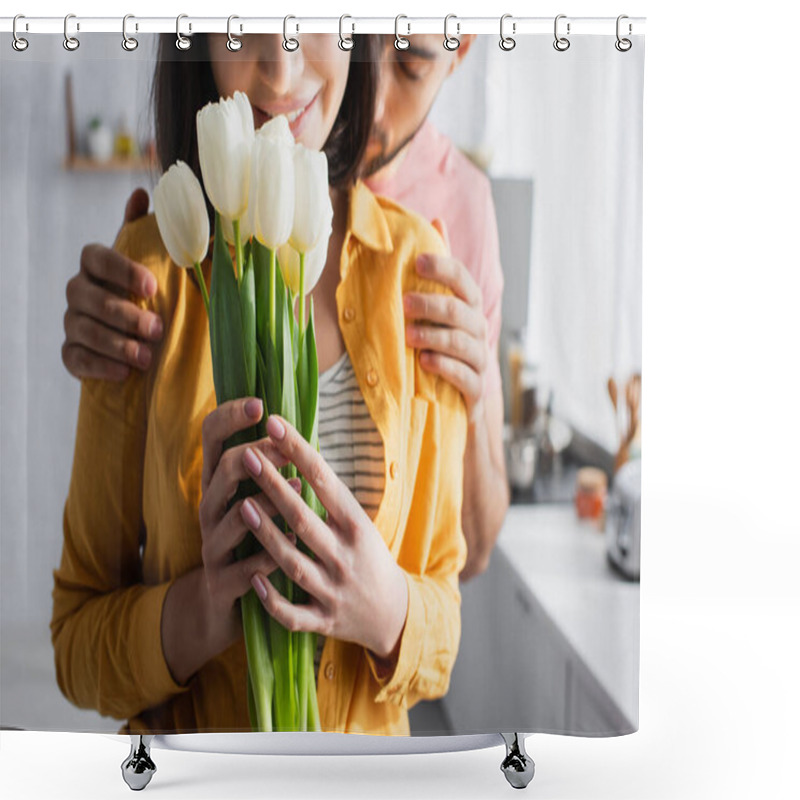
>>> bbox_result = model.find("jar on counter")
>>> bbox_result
[575,467,608,523]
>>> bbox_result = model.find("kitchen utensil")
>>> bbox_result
[605,458,641,581]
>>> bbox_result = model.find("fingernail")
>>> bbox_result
[267,415,285,441]
[137,345,151,368]
[251,574,267,602]
[143,274,157,298]
[245,398,263,420]
[416,255,430,273]
[288,477,302,493]
[149,316,163,339]
[286,530,297,545]
[243,447,262,476]
[242,498,261,529]
[403,294,413,312]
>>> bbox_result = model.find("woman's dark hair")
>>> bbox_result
[151,34,377,194]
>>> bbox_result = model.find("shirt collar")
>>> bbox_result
[348,179,394,254]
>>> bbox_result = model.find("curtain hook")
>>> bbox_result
[283,16,299,51]
[122,15,139,51]
[176,14,192,51]
[553,14,570,52]
[615,15,632,52]
[339,14,355,51]
[394,15,410,51]
[63,14,80,51]
[227,15,242,51]
[12,14,29,52]
[444,14,460,51]
[499,14,516,51]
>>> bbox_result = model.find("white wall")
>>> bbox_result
[1,34,158,629]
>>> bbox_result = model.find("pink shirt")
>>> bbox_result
[365,121,504,399]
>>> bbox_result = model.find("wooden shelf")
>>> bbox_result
[63,155,156,173]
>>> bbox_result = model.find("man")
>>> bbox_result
[61,34,508,581]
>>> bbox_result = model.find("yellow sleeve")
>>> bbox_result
[364,220,469,708]
[50,223,191,722]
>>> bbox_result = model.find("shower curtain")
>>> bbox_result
[0,21,644,744]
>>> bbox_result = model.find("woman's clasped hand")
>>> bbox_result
[199,397,409,664]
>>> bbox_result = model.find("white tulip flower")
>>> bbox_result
[250,116,295,250]
[278,198,331,298]
[220,205,253,247]
[153,161,210,268]
[197,90,254,221]
[289,145,332,254]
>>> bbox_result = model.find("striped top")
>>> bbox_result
[312,349,386,679]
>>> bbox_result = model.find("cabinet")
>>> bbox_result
[443,545,631,734]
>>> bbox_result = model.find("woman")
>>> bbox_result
[50,33,467,736]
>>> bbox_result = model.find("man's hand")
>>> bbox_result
[62,188,163,381]
[403,219,489,422]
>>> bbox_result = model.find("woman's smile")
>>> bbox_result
[251,90,320,140]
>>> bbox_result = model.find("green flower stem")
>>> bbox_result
[299,252,306,333]
[241,588,274,731]
[192,262,210,317]
[269,247,277,346]
[233,219,244,287]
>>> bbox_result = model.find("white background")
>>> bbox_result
[2,1,799,799]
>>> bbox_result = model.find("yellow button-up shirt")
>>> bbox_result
[51,180,468,736]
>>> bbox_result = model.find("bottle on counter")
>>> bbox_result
[113,112,137,159]
[574,467,608,525]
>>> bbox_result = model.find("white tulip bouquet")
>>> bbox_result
[153,92,332,732]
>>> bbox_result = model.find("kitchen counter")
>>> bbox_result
[442,503,639,736]
[496,504,639,729]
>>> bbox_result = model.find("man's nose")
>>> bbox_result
[251,35,303,97]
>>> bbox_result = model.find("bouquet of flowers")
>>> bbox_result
[153,91,332,732]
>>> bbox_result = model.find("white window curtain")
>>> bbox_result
[430,35,643,452]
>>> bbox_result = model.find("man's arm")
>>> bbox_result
[403,219,509,581]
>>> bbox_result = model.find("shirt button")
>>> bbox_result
[324,662,336,681]
[366,369,379,387]
[389,461,399,479]
[343,307,355,322]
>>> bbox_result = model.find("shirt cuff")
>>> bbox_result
[131,579,194,703]
[364,571,425,706]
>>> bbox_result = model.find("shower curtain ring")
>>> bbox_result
[63,14,80,51]
[339,15,355,51]
[615,15,632,52]
[122,15,139,51]
[176,14,192,50]
[444,14,460,51]
[499,14,516,51]
[12,15,29,52]
[283,16,299,51]
[227,15,242,51]
[553,14,570,52]
[394,15,410,51]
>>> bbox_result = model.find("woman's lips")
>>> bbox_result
[252,92,318,139]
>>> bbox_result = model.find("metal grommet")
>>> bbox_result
[227,15,242,51]
[12,15,29,52]
[615,15,632,52]
[122,14,139,51]
[553,14,570,52]
[338,15,354,51]
[176,14,192,51]
[499,14,516,51]
[443,13,460,51]
[283,15,299,52]
[394,15,410,51]
[63,14,80,51]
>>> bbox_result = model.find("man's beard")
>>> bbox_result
[363,120,425,178]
